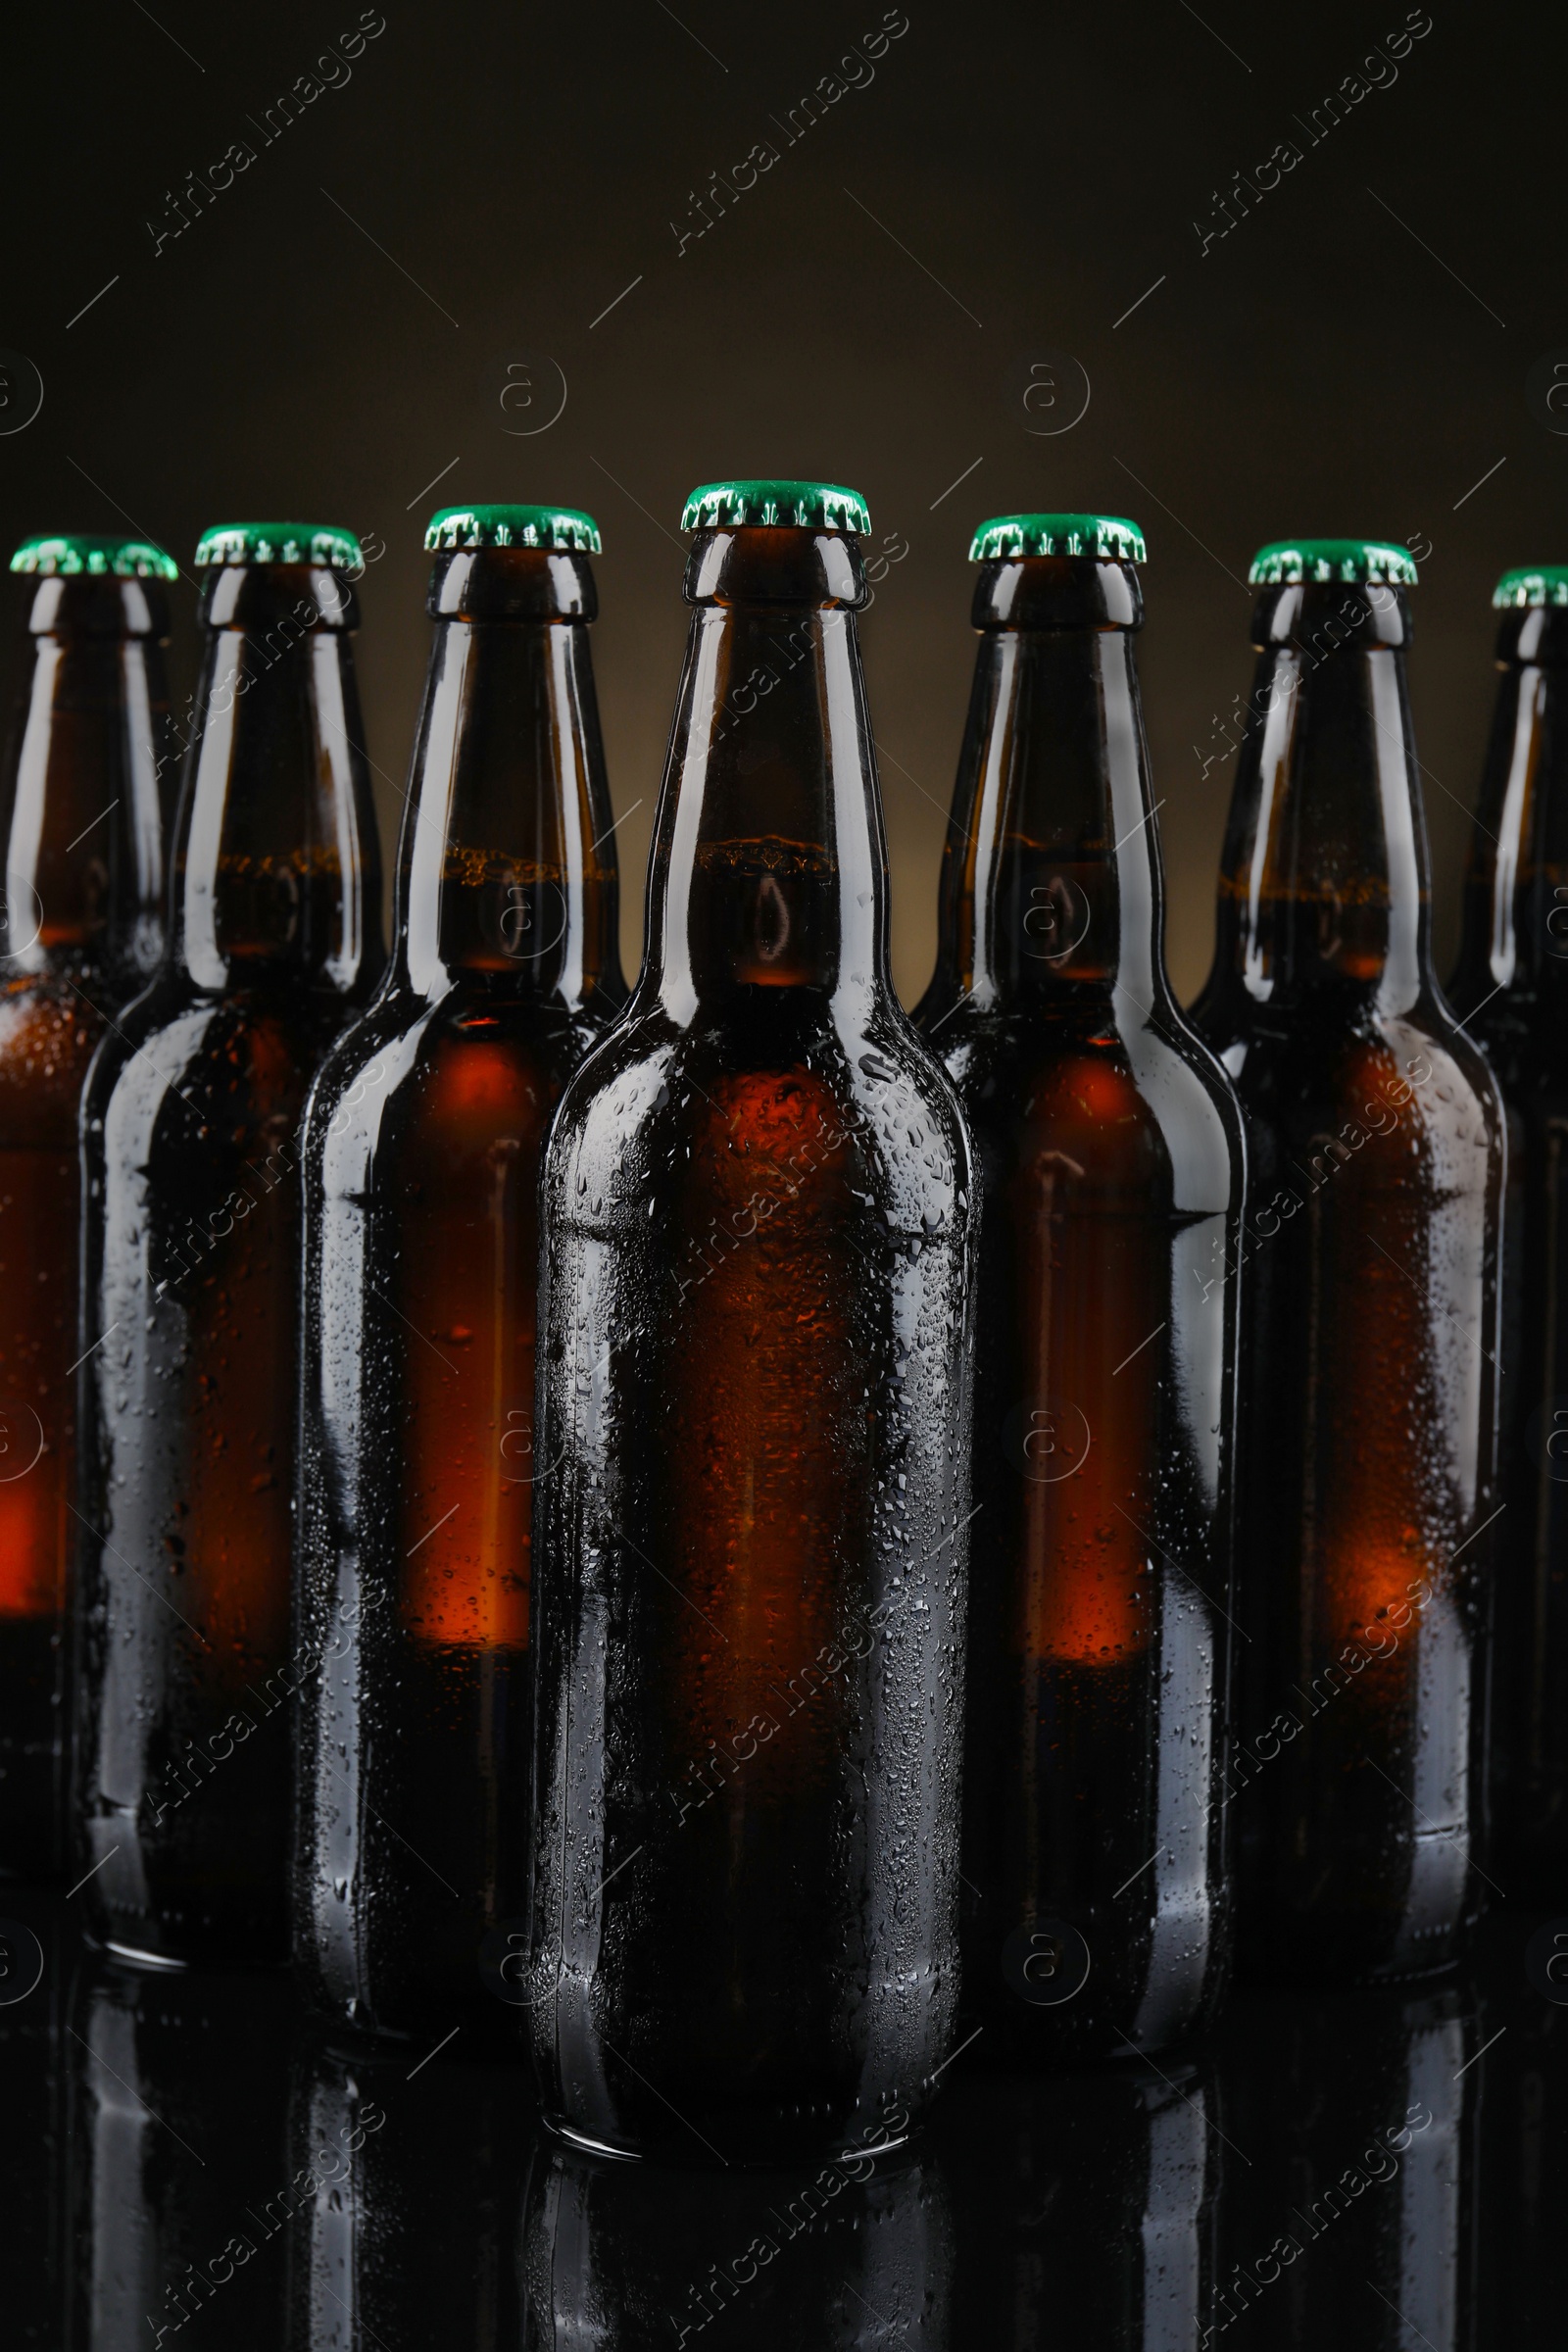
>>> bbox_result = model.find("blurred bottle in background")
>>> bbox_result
[74,523,384,1966]
[1449,565,1568,1896]
[1192,540,1504,1981]
[0,534,171,1880]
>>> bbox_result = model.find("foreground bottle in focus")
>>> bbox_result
[1449,566,1568,1896]
[527,479,975,2161]
[0,535,172,1880]
[294,505,623,2034]
[74,523,384,1966]
[918,513,1243,2058]
[1192,539,1503,1979]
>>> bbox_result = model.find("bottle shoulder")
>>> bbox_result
[1211,994,1505,1176]
[545,995,973,1238]
[926,998,1242,1215]
[0,973,107,1121]
[83,968,354,1141]
[304,977,615,1183]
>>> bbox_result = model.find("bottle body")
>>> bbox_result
[293,543,623,2033]
[1449,601,1568,1893]
[918,553,1242,2056]
[0,570,168,1879]
[527,520,975,2161]
[1194,573,1503,1979]
[74,558,383,1965]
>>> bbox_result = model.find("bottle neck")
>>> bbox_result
[640,525,890,1024]
[1208,580,1432,1017]
[1451,605,1568,1010]
[172,564,383,996]
[931,556,1165,1019]
[395,549,621,1007]
[1,574,169,991]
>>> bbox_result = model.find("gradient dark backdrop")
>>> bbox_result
[5,0,1560,1004]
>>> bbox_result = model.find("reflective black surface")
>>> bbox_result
[4,1886,1564,2346]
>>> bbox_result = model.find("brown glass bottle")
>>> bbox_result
[1449,569,1568,1895]
[74,522,384,1967]
[917,514,1243,2058]
[293,506,623,2034]
[527,479,976,2163]
[1192,540,1504,1980]
[0,536,171,1881]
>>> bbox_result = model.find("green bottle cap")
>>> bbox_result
[1250,539,1417,587]
[10,531,177,582]
[968,513,1145,563]
[1494,565,1568,611]
[680,479,870,534]
[423,504,602,554]
[194,522,364,570]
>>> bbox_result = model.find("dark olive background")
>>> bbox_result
[2,0,1559,1005]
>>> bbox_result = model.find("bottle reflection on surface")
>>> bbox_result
[284,2030,532,2349]
[64,1956,293,2349]
[1471,1909,1568,2348]
[935,2048,1219,2346]
[1215,1978,1478,2348]
[0,1888,72,2343]
[518,2131,952,2349]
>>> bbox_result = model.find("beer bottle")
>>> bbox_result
[0,533,172,1881]
[1448,566,1568,1892]
[917,513,1244,2057]
[527,479,976,2161]
[74,523,384,1966]
[293,504,623,2034]
[1191,539,1504,1979]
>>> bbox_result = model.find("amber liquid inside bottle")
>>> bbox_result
[0,570,167,1878]
[74,559,384,1963]
[1193,576,1503,1978]
[1449,599,1568,1893]
[293,544,623,2032]
[528,523,976,2161]
[918,554,1243,2056]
